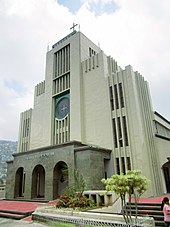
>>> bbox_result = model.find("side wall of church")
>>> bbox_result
[153,114,170,193]
[156,137,170,166]
[155,137,170,192]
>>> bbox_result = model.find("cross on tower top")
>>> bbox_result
[70,23,78,32]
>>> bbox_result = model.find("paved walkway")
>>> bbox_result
[0,200,42,212]
[0,194,169,226]
[130,193,170,203]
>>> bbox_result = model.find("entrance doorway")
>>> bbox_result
[14,167,25,198]
[162,161,170,193]
[31,165,45,199]
[53,161,68,199]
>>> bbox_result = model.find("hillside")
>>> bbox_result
[0,140,17,184]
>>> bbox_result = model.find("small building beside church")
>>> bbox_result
[6,27,170,200]
[6,141,111,201]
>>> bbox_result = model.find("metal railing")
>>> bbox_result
[33,213,148,227]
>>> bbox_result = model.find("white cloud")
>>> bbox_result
[0,0,170,140]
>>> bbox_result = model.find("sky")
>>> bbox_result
[0,0,170,141]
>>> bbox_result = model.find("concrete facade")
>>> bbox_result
[6,29,170,200]
[6,141,111,200]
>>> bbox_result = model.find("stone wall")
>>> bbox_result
[6,141,111,201]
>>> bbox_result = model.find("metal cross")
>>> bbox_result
[61,104,68,112]
[70,23,78,31]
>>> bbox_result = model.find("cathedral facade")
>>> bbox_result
[6,29,170,200]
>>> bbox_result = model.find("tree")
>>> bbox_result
[101,170,148,225]
[64,168,86,197]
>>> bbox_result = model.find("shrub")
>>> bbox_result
[56,194,95,209]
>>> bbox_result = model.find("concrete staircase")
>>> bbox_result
[0,209,33,220]
[0,200,41,220]
[125,202,164,226]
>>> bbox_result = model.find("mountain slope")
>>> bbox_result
[0,140,17,184]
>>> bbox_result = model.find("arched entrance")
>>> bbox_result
[14,167,25,198]
[162,161,170,193]
[31,165,45,199]
[53,161,68,199]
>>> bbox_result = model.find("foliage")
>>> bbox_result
[51,222,76,227]
[56,194,95,209]
[56,168,95,209]
[101,170,148,225]
[64,168,86,197]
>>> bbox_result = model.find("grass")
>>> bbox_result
[51,223,76,227]
[48,222,92,227]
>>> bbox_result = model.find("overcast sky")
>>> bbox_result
[0,0,170,141]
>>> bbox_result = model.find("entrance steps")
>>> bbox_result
[125,202,164,226]
[0,199,42,220]
[0,209,33,220]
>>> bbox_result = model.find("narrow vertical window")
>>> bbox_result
[89,47,96,57]
[60,77,62,91]
[122,116,129,146]
[55,53,58,78]
[109,87,114,110]
[55,44,70,77]
[58,51,61,76]
[114,84,119,109]
[66,46,68,71]
[22,120,26,137]
[62,132,64,143]
[155,121,158,134]
[59,50,62,76]
[121,157,126,174]
[127,157,131,170]
[63,48,65,74]
[66,131,68,142]
[89,47,92,57]
[117,117,123,147]
[59,121,61,129]
[68,74,70,88]
[26,118,29,137]
[68,45,70,70]
[57,52,59,77]
[116,158,120,174]
[112,119,118,148]
[118,83,124,108]
[59,132,61,144]
[66,74,68,89]
[63,76,65,90]
[57,80,59,93]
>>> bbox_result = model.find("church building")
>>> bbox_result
[6,27,170,201]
